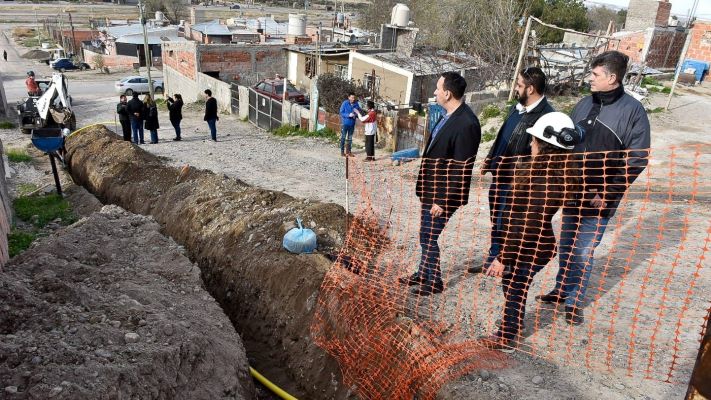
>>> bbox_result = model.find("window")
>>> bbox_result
[333,64,348,80]
[129,78,140,83]
[256,83,266,90]
[139,78,148,84]
[363,72,381,96]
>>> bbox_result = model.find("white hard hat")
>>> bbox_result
[526,112,581,150]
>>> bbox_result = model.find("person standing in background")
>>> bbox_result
[127,92,145,144]
[204,89,218,141]
[339,92,361,156]
[167,93,183,141]
[355,100,377,161]
[143,94,160,144]
[116,95,131,141]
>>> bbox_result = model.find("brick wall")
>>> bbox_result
[83,48,138,69]
[645,28,686,68]
[613,31,647,64]
[655,1,672,27]
[687,20,711,64]
[626,0,660,32]
[162,41,198,80]
[197,44,286,85]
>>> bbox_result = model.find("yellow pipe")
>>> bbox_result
[249,367,298,400]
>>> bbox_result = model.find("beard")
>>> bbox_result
[517,90,529,106]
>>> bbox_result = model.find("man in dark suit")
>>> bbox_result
[399,71,481,296]
[204,89,218,141]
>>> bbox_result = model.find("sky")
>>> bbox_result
[583,0,711,20]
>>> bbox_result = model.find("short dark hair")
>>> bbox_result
[591,51,629,84]
[132,92,139,98]
[520,66,546,95]
[174,93,182,100]
[204,89,212,96]
[120,94,126,100]
[366,100,375,109]
[347,92,356,97]
[440,71,467,100]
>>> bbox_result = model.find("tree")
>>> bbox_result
[531,0,589,44]
[587,5,619,33]
[317,73,370,114]
[144,0,187,24]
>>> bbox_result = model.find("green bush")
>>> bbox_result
[6,148,32,163]
[482,127,497,143]
[8,230,36,258]
[272,125,338,142]
[0,121,16,129]
[642,76,662,87]
[13,194,76,228]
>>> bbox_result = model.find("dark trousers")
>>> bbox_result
[119,119,131,141]
[206,119,217,140]
[487,178,512,264]
[500,264,544,340]
[365,134,375,158]
[149,129,158,144]
[171,119,181,139]
[415,204,452,284]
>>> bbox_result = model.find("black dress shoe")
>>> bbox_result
[535,291,567,304]
[565,305,584,325]
[411,280,444,296]
[398,273,423,286]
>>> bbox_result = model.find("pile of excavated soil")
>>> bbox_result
[65,126,352,399]
[20,50,49,60]
[0,205,256,399]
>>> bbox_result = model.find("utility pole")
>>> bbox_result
[138,0,155,99]
[68,11,78,60]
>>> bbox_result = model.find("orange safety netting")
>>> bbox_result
[311,144,710,399]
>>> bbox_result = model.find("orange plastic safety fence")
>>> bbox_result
[310,144,710,399]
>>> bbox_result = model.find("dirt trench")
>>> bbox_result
[64,126,352,399]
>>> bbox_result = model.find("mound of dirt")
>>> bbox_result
[65,126,351,398]
[20,50,50,60]
[0,205,256,399]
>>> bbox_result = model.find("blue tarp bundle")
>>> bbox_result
[282,218,317,254]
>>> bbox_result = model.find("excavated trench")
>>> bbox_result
[65,126,352,399]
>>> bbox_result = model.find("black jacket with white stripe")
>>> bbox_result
[567,85,651,218]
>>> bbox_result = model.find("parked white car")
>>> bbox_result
[114,76,164,96]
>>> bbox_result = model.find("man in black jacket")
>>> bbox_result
[469,67,554,274]
[535,51,651,325]
[126,92,145,144]
[399,71,481,296]
[204,89,218,141]
[116,95,131,141]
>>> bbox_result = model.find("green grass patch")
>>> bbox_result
[6,148,32,163]
[642,76,662,87]
[480,104,502,122]
[647,107,665,114]
[482,127,497,143]
[272,125,338,142]
[17,183,39,196]
[8,229,36,258]
[13,194,76,228]
[0,121,16,129]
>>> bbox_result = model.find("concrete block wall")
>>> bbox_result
[626,0,662,32]
[196,73,232,114]
[687,21,711,64]
[164,64,200,103]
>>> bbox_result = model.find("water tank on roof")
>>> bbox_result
[390,3,410,27]
[155,11,165,21]
[288,13,306,36]
[336,12,345,25]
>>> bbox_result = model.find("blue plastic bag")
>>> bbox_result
[282,218,317,254]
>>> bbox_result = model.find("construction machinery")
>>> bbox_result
[17,73,76,135]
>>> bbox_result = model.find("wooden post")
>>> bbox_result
[508,16,533,102]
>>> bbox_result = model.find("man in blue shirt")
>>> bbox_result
[339,92,361,156]
[469,67,554,274]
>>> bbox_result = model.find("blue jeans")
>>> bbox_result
[206,119,217,140]
[415,204,450,283]
[149,129,158,143]
[487,180,512,265]
[171,120,181,139]
[340,125,355,154]
[555,212,610,309]
[130,118,144,143]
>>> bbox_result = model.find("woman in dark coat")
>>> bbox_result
[166,93,183,141]
[483,112,582,352]
[143,94,160,144]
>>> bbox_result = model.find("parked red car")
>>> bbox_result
[253,79,308,104]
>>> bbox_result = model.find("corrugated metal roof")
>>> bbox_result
[115,27,183,45]
[191,20,232,36]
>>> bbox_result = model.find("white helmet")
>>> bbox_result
[526,112,581,150]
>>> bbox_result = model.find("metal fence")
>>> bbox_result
[247,88,282,131]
